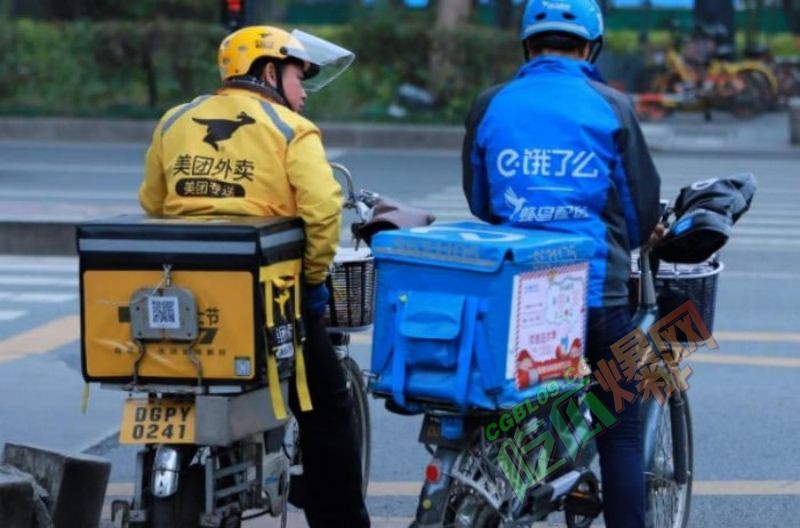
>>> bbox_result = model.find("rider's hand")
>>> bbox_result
[306,282,330,318]
[646,223,666,248]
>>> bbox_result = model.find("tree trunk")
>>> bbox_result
[429,0,473,97]
[435,0,471,30]
[494,0,515,29]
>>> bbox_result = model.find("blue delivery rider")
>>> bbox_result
[463,0,661,525]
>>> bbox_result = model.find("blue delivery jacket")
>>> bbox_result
[463,56,661,308]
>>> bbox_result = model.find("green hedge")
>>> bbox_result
[0,19,796,122]
[0,19,223,118]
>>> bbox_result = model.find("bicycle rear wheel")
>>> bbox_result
[646,390,693,528]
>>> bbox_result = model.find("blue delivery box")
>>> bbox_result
[369,222,594,411]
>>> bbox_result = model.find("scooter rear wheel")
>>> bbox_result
[151,463,205,528]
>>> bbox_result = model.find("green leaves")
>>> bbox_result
[1,18,795,122]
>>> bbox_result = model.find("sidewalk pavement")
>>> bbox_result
[0,111,798,156]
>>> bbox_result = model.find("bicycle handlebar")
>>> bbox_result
[331,162,380,224]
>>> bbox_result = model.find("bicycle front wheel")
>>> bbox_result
[342,355,372,497]
[646,390,693,528]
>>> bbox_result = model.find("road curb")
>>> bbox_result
[0,470,34,528]
[0,117,464,150]
[2,117,798,156]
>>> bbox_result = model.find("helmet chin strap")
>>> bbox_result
[224,75,289,108]
[273,62,288,103]
[587,38,603,64]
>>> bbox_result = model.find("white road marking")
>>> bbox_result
[738,218,800,226]
[0,292,77,303]
[730,227,800,236]
[0,275,79,287]
[728,237,800,246]
[722,271,800,280]
[0,162,142,175]
[0,310,27,322]
[0,258,78,273]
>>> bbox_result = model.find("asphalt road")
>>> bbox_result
[0,140,799,527]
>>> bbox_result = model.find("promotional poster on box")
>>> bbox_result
[507,263,589,390]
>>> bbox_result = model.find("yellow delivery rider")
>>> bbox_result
[139,27,341,286]
[138,26,369,527]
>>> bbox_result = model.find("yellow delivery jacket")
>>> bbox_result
[139,85,341,284]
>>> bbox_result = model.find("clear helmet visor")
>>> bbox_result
[290,29,355,93]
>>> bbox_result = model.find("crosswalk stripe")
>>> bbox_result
[737,218,800,226]
[715,331,800,343]
[0,256,78,273]
[0,275,79,286]
[728,237,800,246]
[0,189,135,200]
[351,330,800,346]
[723,271,800,280]
[0,310,26,322]
[0,263,78,273]
[723,245,800,252]
[691,354,800,368]
[0,162,141,175]
[0,292,77,303]
[730,227,800,236]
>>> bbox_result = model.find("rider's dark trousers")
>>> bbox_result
[289,305,371,528]
[586,305,645,528]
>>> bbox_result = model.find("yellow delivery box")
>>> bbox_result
[77,215,304,385]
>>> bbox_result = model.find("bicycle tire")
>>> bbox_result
[151,463,205,528]
[673,391,693,526]
[741,69,777,112]
[730,70,764,117]
[646,389,693,528]
[342,355,372,497]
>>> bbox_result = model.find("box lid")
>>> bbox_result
[77,215,304,263]
[371,222,593,273]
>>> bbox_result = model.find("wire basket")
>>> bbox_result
[323,247,375,332]
[629,256,724,332]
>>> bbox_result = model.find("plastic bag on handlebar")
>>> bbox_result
[672,172,756,223]
[353,196,435,246]
[655,173,756,263]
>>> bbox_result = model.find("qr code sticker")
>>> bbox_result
[148,296,181,329]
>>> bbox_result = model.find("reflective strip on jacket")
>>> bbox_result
[463,56,661,308]
[139,84,342,284]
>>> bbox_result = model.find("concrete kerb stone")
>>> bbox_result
[0,470,35,528]
[0,117,465,150]
[1,116,798,155]
[0,117,156,143]
[2,443,111,528]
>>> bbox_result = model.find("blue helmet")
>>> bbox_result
[520,0,604,44]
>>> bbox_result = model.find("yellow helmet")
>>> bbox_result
[217,25,319,81]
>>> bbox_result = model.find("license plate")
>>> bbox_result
[119,398,196,444]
